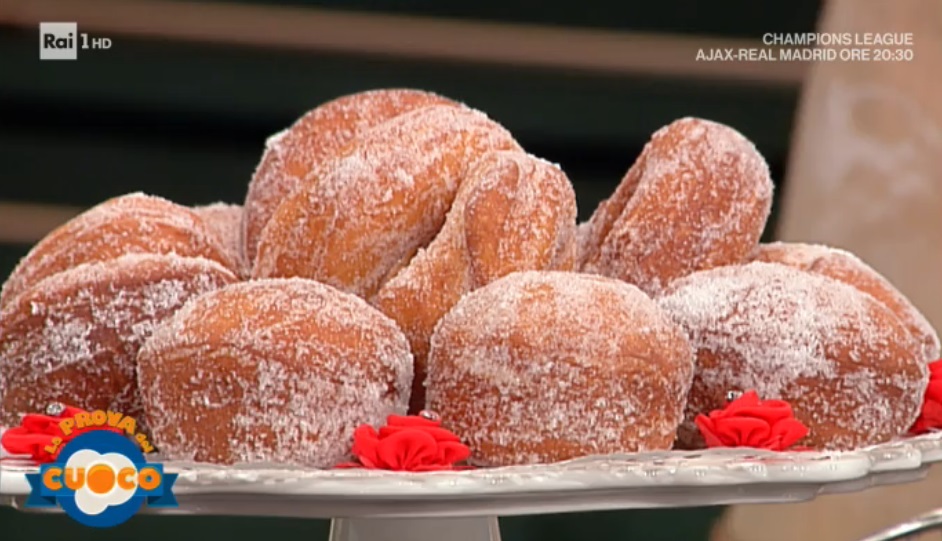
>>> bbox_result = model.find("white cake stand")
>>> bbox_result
[3,432,942,541]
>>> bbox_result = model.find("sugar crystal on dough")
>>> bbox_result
[657,261,928,450]
[138,278,414,467]
[0,193,235,308]
[0,254,237,424]
[427,271,694,465]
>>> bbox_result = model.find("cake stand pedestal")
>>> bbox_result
[329,517,502,541]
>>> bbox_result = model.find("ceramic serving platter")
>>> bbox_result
[2,430,940,518]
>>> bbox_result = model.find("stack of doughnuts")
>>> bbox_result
[250,103,578,413]
[0,194,240,425]
[1,88,937,467]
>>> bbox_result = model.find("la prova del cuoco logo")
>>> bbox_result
[24,410,178,528]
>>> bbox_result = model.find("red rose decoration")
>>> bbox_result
[695,390,809,451]
[336,411,472,472]
[1,403,121,463]
[909,359,942,435]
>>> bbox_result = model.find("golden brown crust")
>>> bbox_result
[463,154,578,286]
[427,271,695,466]
[751,242,941,362]
[243,89,458,264]
[137,279,414,467]
[373,151,578,412]
[0,254,237,426]
[252,97,581,416]
[252,105,523,296]
[657,262,927,450]
[580,118,774,295]
[0,193,238,309]
[193,202,247,278]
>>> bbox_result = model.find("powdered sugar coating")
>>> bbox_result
[752,242,941,362]
[0,253,238,426]
[0,193,238,308]
[193,202,248,278]
[253,104,522,298]
[462,152,578,286]
[427,271,694,466]
[574,221,593,267]
[243,88,459,265]
[373,151,578,412]
[580,117,774,296]
[657,262,928,450]
[137,278,414,468]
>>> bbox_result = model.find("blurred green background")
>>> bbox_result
[0,0,822,538]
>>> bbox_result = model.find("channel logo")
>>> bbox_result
[39,22,77,60]
[25,429,178,527]
[39,22,112,61]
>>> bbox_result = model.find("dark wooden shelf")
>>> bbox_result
[204,0,822,38]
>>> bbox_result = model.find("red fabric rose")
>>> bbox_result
[695,390,809,451]
[1,404,122,463]
[909,359,942,435]
[336,412,471,472]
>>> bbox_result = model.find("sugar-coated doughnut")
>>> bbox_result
[193,202,247,278]
[427,271,694,466]
[752,242,940,363]
[0,193,238,309]
[0,254,237,426]
[137,279,414,467]
[580,118,774,296]
[253,104,522,298]
[657,262,928,450]
[5,87,930,468]
[374,151,578,412]
[243,88,458,264]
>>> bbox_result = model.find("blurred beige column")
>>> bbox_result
[713,0,942,540]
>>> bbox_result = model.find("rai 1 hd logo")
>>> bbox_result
[39,22,112,61]
[23,412,178,528]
